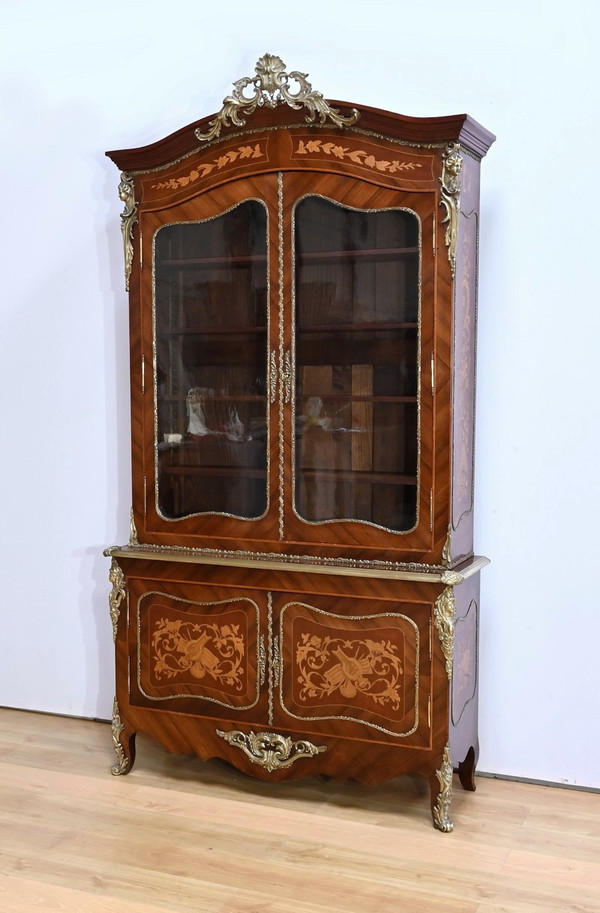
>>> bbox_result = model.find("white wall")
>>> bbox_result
[1,0,598,788]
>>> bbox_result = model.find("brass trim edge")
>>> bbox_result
[258,634,267,687]
[267,592,274,726]
[216,728,327,772]
[277,172,285,540]
[104,545,489,584]
[195,53,359,143]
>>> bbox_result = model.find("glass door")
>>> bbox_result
[153,198,270,523]
[290,190,425,544]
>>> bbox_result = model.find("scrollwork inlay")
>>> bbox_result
[195,54,360,143]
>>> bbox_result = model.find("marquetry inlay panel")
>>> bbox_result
[278,600,425,739]
[135,591,260,710]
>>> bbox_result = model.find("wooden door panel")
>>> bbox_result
[280,172,436,557]
[274,593,432,747]
[135,174,282,548]
[128,579,267,722]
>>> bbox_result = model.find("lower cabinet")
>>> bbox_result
[108,551,483,831]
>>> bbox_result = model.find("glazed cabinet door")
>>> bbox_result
[281,172,436,557]
[135,175,281,545]
[126,577,269,724]
[273,591,433,748]
[133,168,438,559]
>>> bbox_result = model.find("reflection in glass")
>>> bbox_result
[154,200,268,520]
[294,196,420,532]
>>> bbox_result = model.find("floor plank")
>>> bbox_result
[0,709,598,913]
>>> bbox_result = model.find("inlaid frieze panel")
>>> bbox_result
[138,136,273,208]
[290,134,436,188]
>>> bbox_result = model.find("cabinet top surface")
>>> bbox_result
[105,543,490,585]
[106,53,495,173]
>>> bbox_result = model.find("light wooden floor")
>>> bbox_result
[0,708,599,913]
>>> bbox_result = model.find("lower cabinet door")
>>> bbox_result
[274,592,432,747]
[128,578,267,722]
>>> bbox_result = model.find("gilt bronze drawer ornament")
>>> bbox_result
[217,728,326,772]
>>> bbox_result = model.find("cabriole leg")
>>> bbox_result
[111,697,136,776]
[457,745,477,792]
[430,744,454,832]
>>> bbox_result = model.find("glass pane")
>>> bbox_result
[154,200,268,520]
[294,196,419,532]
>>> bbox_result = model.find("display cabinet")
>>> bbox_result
[105,54,494,830]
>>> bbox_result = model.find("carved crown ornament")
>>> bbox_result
[195,53,360,143]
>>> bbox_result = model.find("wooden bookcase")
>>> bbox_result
[105,54,494,830]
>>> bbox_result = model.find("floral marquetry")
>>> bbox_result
[152,618,245,687]
[295,633,404,709]
[151,143,265,192]
[278,599,428,741]
[135,592,260,710]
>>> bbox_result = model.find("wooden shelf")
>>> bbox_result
[163,326,267,336]
[156,247,419,269]
[156,254,267,268]
[299,469,417,486]
[162,465,267,478]
[298,246,419,263]
[298,321,418,332]
[297,395,417,404]
[161,394,266,404]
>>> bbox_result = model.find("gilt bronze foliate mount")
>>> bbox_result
[196,53,360,143]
